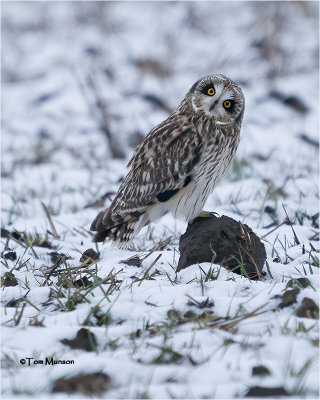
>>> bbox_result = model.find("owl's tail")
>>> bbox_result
[90,208,144,247]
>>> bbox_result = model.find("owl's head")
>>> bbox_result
[187,74,245,125]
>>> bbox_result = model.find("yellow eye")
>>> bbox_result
[207,88,215,96]
[224,100,231,108]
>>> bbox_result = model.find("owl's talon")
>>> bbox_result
[198,211,215,218]
[189,211,217,224]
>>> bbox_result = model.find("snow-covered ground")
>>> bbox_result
[1,2,319,398]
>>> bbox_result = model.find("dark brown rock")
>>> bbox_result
[296,297,319,319]
[177,215,266,279]
[52,372,111,394]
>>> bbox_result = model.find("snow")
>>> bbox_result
[1,2,319,398]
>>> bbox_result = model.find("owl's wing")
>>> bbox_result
[112,118,204,214]
[127,113,189,169]
[90,115,204,242]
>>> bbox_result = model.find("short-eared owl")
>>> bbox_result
[91,74,245,246]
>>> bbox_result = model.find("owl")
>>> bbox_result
[90,74,245,246]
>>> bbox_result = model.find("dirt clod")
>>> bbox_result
[61,328,97,351]
[49,252,71,266]
[252,365,271,376]
[120,255,142,267]
[80,248,100,266]
[276,288,300,308]
[1,272,18,287]
[1,229,23,241]
[52,372,111,394]
[73,276,93,288]
[6,298,23,307]
[246,386,288,397]
[3,251,17,261]
[296,297,319,319]
[0,228,10,238]
[286,278,311,289]
[177,214,266,279]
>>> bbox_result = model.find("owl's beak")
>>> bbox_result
[209,100,218,111]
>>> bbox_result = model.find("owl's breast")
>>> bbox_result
[197,126,239,177]
[152,125,241,223]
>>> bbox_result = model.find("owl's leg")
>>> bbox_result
[189,210,217,224]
